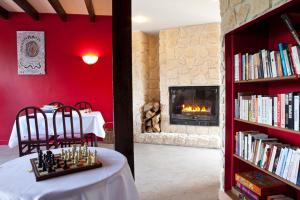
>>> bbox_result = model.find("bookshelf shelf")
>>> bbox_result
[234,154,300,190]
[234,75,298,84]
[224,0,300,198]
[234,118,300,135]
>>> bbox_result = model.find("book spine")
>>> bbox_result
[292,46,300,75]
[268,145,277,172]
[288,44,297,75]
[294,94,300,131]
[235,173,262,196]
[236,181,260,200]
[274,97,278,127]
[281,94,285,128]
[279,43,288,76]
[283,49,292,76]
[239,53,243,80]
[270,51,278,77]
[285,94,289,128]
[277,94,281,127]
[288,92,294,129]
[276,51,283,77]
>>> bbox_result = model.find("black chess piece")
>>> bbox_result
[63,160,68,170]
[42,162,47,172]
[51,154,56,165]
[56,159,61,168]
[38,152,43,168]
[48,165,53,173]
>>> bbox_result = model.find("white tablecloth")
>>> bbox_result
[0,147,139,200]
[8,111,106,148]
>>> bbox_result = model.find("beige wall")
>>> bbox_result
[159,23,221,148]
[219,0,290,190]
[132,32,159,137]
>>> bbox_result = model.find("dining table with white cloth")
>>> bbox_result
[0,147,139,200]
[8,111,106,148]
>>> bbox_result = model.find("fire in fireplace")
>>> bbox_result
[169,86,219,126]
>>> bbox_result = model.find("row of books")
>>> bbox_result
[234,171,292,200]
[234,43,300,81]
[235,131,300,186]
[235,92,300,131]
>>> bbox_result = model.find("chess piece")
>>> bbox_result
[56,159,61,168]
[51,154,56,165]
[90,150,96,164]
[62,149,65,157]
[86,155,91,165]
[74,154,79,166]
[42,162,47,172]
[38,151,43,168]
[48,164,54,173]
[84,143,88,157]
[72,145,76,156]
[63,160,68,170]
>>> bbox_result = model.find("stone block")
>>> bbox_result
[249,0,270,18]
[235,3,250,25]
[230,0,242,6]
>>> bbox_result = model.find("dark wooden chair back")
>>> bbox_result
[49,101,64,108]
[16,106,49,157]
[74,101,92,110]
[53,106,84,147]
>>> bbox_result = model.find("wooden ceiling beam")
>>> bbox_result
[84,0,95,22]
[48,0,67,21]
[0,6,9,19]
[12,0,39,20]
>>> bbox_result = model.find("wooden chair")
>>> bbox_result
[16,107,49,157]
[103,122,114,144]
[74,101,96,146]
[74,101,92,111]
[53,106,84,148]
[49,101,64,108]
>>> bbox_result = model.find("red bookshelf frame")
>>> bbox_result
[225,1,300,199]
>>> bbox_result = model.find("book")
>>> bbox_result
[270,51,277,77]
[291,46,300,75]
[235,171,287,196]
[288,92,294,129]
[278,43,289,76]
[276,51,284,77]
[293,94,299,131]
[236,181,260,200]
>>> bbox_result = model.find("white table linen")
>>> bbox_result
[0,147,139,200]
[8,111,106,148]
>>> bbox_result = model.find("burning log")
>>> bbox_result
[142,102,161,133]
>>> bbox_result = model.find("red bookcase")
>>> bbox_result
[225,0,300,199]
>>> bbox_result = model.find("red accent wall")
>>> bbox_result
[0,13,112,144]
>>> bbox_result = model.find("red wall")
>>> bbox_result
[0,13,112,144]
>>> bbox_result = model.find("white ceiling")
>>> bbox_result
[132,0,221,33]
[0,0,220,32]
[0,0,112,16]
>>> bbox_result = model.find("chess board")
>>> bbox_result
[30,152,102,181]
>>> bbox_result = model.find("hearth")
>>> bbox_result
[169,86,219,126]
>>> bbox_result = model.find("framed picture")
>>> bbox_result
[17,31,45,75]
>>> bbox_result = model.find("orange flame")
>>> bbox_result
[182,104,208,113]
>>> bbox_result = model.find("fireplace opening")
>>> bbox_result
[169,86,219,126]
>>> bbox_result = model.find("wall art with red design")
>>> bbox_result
[17,31,45,75]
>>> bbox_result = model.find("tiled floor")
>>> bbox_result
[0,143,221,200]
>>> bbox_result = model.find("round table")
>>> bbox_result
[0,148,139,200]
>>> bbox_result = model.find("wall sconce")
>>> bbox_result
[82,54,99,65]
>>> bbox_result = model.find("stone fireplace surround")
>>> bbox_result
[132,23,221,148]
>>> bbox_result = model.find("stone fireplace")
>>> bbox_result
[133,23,221,148]
[169,86,219,126]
